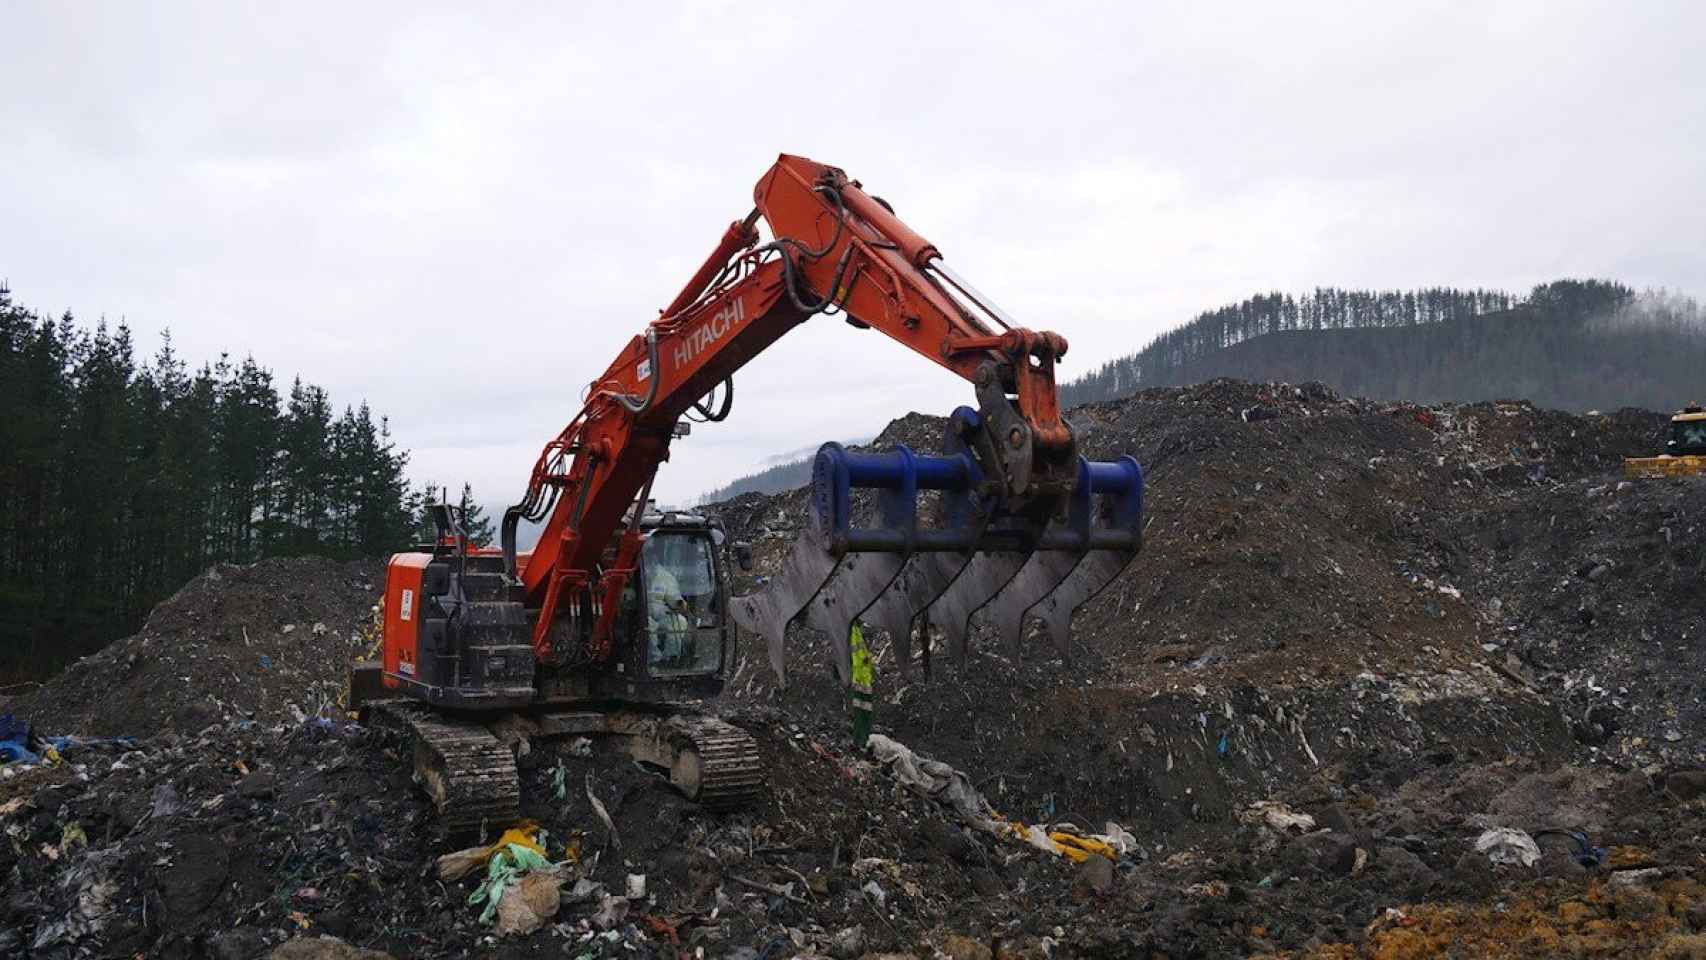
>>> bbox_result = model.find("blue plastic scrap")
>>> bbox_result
[42,735,139,757]
[0,714,137,765]
[1534,829,1608,868]
[0,714,34,765]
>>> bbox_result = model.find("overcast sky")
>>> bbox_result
[3,3,1702,508]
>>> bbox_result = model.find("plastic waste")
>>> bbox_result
[469,843,552,923]
[591,892,629,930]
[1093,821,1140,857]
[41,735,139,757]
[1533,828,1608,868]
[1244,800,1316,833]
[493,869,563,937]
[436,824,548,882]
[866,734,1001,834]
[1050,832,1116,864]
[1475,827,1541,867]
[0,713,36,764]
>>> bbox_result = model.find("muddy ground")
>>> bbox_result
[3,379,1704,959]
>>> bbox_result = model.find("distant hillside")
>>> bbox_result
[695,441,867,505]
[1062,280,1706,412]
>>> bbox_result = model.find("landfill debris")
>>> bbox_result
[590,892,629,930]
[268,936,397,959]
[436,824,548,882]
[867,734,1002,834]
[1244,800,1317,834]
[2,380,1701,958]
[0,713,34,764]
[493,869,564,937]
[1476,827,1543,867]
[585,773,621,849]
[468,828,554,925]
[6,557,381,737]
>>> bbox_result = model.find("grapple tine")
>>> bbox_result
[925,549,1030,667]
[732,430,985,687]
[797,550,907,685]
[982,549,1087,659]
[730,533,840,688]
[1031,548,1136,657]
[862,551,980,678]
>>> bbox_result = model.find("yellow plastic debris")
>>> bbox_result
[492,823,545,858]
[436,821,550,882]
[1050,832,1116,863]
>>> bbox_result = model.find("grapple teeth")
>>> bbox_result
[1031,548,1137,656]
[1015,453,1145,659]
[861,552,977,678]
[926,550,1029,667]
[982,549,1087,660]
[798,550,907,684]
[729,428,1143,687]
[729,532,838,688]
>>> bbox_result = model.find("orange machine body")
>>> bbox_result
[380,553,432,689]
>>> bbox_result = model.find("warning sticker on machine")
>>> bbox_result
[400,588,414,622]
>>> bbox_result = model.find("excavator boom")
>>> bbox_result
[507,155,1136,679]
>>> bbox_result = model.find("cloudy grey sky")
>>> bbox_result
[4,2,1702,507]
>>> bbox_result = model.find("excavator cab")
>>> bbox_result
[630,513,728,681]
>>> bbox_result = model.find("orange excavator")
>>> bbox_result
[351,155,1145,832]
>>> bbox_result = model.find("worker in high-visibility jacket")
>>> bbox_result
[849,620,874,748]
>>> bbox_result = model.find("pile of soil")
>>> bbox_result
[1449,473,1706,769]
[2,379,1702,959]
[8,557,382,737]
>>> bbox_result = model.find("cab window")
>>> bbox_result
[642,533,721,676]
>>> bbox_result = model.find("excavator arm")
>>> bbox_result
[507,154,1138,677]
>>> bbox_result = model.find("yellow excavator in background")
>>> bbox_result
[1625,405,1706,478]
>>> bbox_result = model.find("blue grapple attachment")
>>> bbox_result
[731,407,1143,686]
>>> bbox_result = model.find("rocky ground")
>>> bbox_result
[3,379,1704,960]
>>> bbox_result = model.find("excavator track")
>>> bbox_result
[676,716,764,810]
[614,713,763,810]
[372,701,521,835]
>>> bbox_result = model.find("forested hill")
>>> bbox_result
[694,437,871,505]
[1061,280,1706,413]
[0,285,422,682]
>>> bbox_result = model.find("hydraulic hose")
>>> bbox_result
[690,377,734,422]
[615,327,661,414]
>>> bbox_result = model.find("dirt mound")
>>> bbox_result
[1450,473,1706,767]
[9,557,381,738]
[725,381,1664,691]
